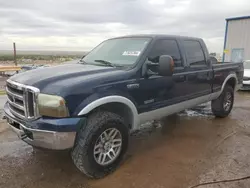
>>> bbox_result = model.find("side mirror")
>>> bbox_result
[158,55,174,76]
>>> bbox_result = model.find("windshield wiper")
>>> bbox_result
[94,59,115,67]
[79,59,86,64]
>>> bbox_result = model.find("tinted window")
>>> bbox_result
[183,40,206,66]
[148,39,182,67]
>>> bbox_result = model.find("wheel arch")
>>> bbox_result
[220,73,238,93]
[77,96,139,130]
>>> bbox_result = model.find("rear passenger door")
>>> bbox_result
[182,40,213,99]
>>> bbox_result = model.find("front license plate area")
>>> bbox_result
[6,116,14,125]
[6,116,21,130]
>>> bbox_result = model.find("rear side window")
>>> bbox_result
[148,39,183,67]
[183,40,206,66]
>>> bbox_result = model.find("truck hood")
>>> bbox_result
[244,69,250,77]
[9,63,121,88]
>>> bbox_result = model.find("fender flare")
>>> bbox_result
[77,95,139,130]
[220,73,238,94]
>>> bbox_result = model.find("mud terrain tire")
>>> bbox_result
[211,84,234,118]
[71,111,129,178]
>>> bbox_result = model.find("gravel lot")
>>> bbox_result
[1,92,250,188]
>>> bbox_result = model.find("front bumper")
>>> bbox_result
[4,103,83,150]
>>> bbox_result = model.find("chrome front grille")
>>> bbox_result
[6,80,40,120]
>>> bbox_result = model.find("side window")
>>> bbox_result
[183,40,206,66]
[148,39,183,68]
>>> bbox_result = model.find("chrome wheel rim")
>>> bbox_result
[224,92,232,111]
[93,128,122,166]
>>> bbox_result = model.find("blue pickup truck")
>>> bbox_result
[4,35,243,178]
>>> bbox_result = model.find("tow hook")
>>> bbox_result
[20,133,28,140]
[20,130,33,140]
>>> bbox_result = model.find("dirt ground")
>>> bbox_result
[1,92,250,188]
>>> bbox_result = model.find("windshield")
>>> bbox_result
[81,37,151,67]
[244,60,250,69]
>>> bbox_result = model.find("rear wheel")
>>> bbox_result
[211,84,234,118]
[71,111,129,178]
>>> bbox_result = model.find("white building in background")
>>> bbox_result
[223,16,250,62]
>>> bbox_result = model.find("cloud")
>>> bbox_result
[0,0,250,53]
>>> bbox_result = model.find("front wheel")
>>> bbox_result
[71,111,129,178]
[211,84,234,118]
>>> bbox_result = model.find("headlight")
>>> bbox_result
[37,94,69,117]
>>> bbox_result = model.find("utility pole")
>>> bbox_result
[13,42,17,66]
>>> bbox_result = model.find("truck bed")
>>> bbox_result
[212,61,243,92]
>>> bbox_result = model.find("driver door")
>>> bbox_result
[137,38,188,114]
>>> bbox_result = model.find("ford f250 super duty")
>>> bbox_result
[4,35,243,178]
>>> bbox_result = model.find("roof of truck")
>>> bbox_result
[111,34,202,40]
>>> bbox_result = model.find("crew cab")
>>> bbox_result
[4,35,243,178]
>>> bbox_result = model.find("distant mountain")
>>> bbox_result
[0,50,87,56]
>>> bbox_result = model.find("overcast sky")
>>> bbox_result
[0,0,250,53]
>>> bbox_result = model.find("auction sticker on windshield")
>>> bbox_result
[122,51,141,56]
